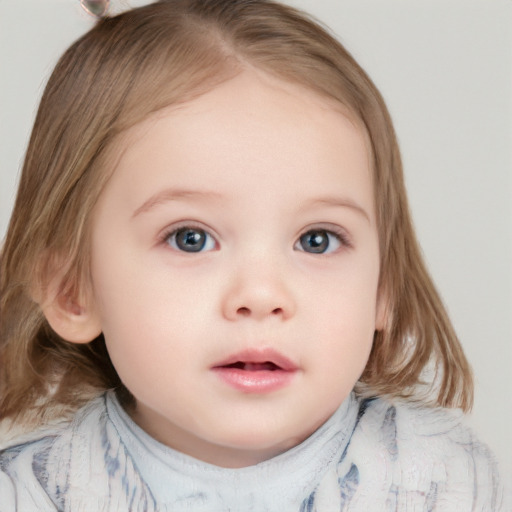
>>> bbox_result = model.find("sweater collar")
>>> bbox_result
[106,391,360,510]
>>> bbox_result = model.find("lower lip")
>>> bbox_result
[212,367,296,393]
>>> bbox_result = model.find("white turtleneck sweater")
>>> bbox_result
[0,391,508,511]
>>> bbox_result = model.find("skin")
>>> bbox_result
[80,70,385,468]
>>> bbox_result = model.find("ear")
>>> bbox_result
[37,270,102,344]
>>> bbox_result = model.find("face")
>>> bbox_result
[88,70,384,468]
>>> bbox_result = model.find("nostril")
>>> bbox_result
[233,306,285,318]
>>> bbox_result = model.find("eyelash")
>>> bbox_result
[158,223,352,254]
[159,222,218,253]
[296,225,352,255]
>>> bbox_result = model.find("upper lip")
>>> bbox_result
[212,348,298,372]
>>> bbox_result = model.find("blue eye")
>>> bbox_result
[165,227,216,253]
[296,229,342,254]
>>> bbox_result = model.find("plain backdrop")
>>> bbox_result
[1,0,511,475]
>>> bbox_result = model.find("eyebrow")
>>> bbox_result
[306,196,371,223]
[132,188,370,223]
[132,188,223,218]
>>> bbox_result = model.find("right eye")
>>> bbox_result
[294,228,347,254]
[164,226,216,253]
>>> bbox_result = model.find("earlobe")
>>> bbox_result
[37,274,102,344]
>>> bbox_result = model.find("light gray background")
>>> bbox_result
[1,0,511,475]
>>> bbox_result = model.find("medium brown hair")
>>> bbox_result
[0,0,472,424]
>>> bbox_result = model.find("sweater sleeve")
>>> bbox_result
[393,401,511,511]
[0,441,59,512]
[468,432,511,511]
[327,398,511,511]
[0,470,16,512]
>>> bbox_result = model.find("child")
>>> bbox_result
[0,0,509,510]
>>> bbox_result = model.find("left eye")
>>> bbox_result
[295,229,342,254]
[165,227,216,253]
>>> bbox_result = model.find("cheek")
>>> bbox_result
[310,259,380,333]
[309,297,376,405]
[303,255,380,373]
[89,248,215,366]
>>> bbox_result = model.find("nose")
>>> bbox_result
[221,260,296,322]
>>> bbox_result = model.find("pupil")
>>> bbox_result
[176,228,206,252]
[301,230,328,253]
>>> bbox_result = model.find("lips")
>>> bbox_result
[212,348,298,372]
[211,348,298,393]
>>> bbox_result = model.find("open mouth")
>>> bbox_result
[212,348,297,372]
[222,361,282,371]
[211,349,298,393]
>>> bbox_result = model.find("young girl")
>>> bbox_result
[0,0,509,510]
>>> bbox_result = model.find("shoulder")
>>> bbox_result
[0,395,109,512]
[361,397,496,469]
[344,396,510,510]
[0,435,62,512]
[0,394,157,512]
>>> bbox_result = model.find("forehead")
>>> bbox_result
[99,70,374,218]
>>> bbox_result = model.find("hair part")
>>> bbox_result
[0,0,472,426]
